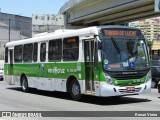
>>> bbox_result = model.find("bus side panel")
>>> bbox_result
[13,63,39,87]
[4,64,13,84]
[42,62,84,92]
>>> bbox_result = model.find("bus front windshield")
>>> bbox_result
[102,37,149,71]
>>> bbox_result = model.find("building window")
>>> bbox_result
[23,43,33,62]
[33,43,38,62]
[5,47,8,63]
[40,43,46,62]
[14,45,23,63]
[63,36,79,61]
[48,39,62,61]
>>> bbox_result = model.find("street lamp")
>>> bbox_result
[8,19,10,42]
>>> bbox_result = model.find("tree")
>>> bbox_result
[147,40,152,48]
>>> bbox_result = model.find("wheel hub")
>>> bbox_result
[22,79,27,90]
[72,83,80,96]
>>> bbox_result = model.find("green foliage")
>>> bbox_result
[147,40,152,47]
[138,51,144,57]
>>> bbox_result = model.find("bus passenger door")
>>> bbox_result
[84,39,95,93]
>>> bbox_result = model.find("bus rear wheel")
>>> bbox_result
[70,79,82,101]
[21,76,29,92]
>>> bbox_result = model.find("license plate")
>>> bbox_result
[126,87,135,91]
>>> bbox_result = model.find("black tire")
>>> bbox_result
[110,96,121,99]
[151,80,156,88]
[70,79,82,101]
[21,75,29,92]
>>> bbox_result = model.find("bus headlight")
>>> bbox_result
[104,73,113,85]
[146,71,151,83]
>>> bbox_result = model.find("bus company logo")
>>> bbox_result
[48,67,65,74]
[42,67,45,74]
[123,71,137,74]
[41,64,45,74]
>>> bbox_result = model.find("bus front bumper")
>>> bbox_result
[99,80,151,97]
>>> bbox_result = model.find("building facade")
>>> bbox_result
[0,12,32,59]
[130,18,160,42]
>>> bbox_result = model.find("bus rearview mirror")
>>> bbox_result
[98,41,102,49]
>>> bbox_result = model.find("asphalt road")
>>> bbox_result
[0,80,160,120]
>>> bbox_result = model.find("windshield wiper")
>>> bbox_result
[111,37,121,54]
[111,37,124,61]
[132,38,138,53]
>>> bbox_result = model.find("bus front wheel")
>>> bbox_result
[70,79,82,101]
[21,76,29,92]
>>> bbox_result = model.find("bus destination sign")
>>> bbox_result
[103,29,137,37]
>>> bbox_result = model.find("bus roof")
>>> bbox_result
[5,25,140,47]
[6,26,98,47]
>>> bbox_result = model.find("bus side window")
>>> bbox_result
[33,43,38,62]
[14,45,23,63]
[5,47,8,63]
[63,37,79,61]
[48,39,62,61]
[23,43,33,62]
[40,43,46,62]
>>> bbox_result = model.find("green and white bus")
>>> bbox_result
[4,26,151,100]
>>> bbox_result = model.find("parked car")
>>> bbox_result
[0,67,4,80]
[158,81,160,93]
[151,60,160,88]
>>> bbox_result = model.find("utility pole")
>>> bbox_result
[9,19,10,42]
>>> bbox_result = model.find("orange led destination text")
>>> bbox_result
[104,30,137,37]
[68,38,76,43]
[109,64,120,68]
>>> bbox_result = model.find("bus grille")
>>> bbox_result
[118,87,142,94]
[111,73,145,80]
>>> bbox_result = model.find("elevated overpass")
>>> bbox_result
[59,0,160,26]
